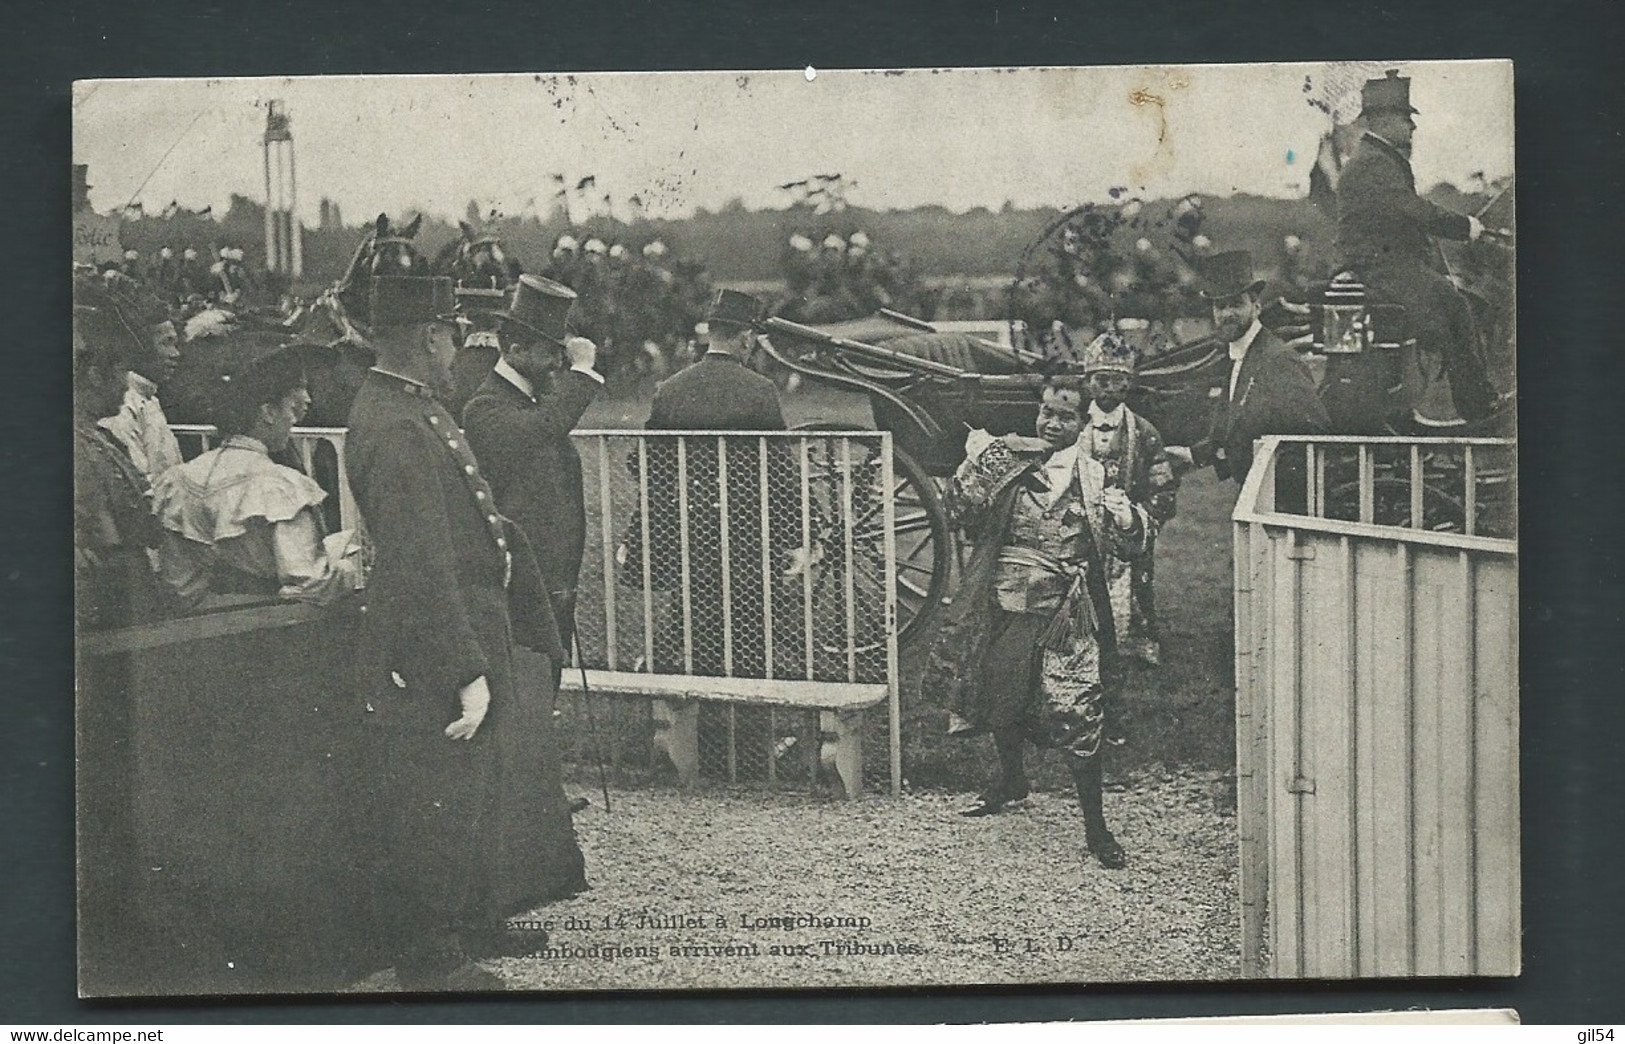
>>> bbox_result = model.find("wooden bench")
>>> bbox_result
[556,669,887,798]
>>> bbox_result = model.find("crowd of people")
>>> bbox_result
[73,66,1506,992]
[776,228,931,323]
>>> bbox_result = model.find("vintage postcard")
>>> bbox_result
[72,60,1516,996]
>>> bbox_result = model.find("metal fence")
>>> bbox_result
[168,423,904,794]
[1234,435,1518,978]
[562,430,901,794]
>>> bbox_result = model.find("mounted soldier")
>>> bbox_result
[1333,69,1508,425]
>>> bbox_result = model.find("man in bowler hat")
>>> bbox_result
[463,274,604,663]
[1166,251,1330,490]
[1334,68,1504,422]
[345,275,584,991]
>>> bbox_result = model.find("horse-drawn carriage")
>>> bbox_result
[758,238,1517,646]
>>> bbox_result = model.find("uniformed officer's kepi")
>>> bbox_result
[370,275,457,329]
[500,274,577,344]
[1196,251,1267,300]
[1081,331,1138,375]
[705,288,762,331]
[1360,69,1419,116]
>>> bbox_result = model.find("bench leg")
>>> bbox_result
[819,708,865,799]
[652,698,699,788]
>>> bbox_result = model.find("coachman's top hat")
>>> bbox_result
[500,274,577,344]
[1081,331,1138,376]
[1197,251,1267,300]
[705,288,762,331]
[370,275,456,329]
[1360,69,1419,116]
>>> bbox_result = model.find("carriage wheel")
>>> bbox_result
[790,427,953,657]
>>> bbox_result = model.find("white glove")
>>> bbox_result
[1468,215,1485,241]
[445,675,491,740]
[565,335,598,371]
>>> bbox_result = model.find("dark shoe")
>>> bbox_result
[1087,828,1127,869]
[568,796,591,814]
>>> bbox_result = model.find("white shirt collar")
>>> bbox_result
[1228,318,1263,362]
[221,433,270,456]
[1087,401,1126,428]
[127,370,159,400]
[493,357,536,401]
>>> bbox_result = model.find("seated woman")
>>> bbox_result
[923,376,1156,869]
[152,344,364,609]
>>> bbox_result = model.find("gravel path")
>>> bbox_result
[478,769,1239,991]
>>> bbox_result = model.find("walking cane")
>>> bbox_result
[571,622,613,814]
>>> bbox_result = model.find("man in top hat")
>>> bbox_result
[1077,331,1178,667]
[345,275,584,990]
[1334,68,1504,422]
[647,288,784,432]
[1165,251,1330,487]
[463,275,604,658]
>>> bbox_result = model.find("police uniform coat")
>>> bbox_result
[345,370,583,968]
[1191,327,1330,483]
[463,366,600,639]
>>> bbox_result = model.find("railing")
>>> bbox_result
[171,425,355,535]
[1235,435,1517,553]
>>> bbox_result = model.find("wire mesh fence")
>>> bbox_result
[559,430,901,790]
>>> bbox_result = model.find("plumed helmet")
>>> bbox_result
[1283,234,1302,252]
[1135,237,1153,253]
[608,243,628,260]
[849,230,871,249]
[124,249,139,261]
[788,233,815,253]
[159,246,173,259]
[642,240,668,258]
[583,237,607,255]
[1191,233,1212,251]
[554,233,579,254]
[1081,331,1138,376]
[821,233,846,251]
[183,247,198,260]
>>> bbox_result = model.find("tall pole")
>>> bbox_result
[262,127,276,272]
[288,141,301,277]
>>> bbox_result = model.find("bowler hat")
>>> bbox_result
[370,275,456,329]
[1197,251,1266,300]
[705,288,762,331]
[1360,69,1419,117]
[500,274,577,344]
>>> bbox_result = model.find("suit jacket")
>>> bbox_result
[1081,405,1178,526]
[1336,131,1471,271]
[646,352,786,431]
[346,370,561,707]
[1192,328,1331,482]
[463,368,600,604]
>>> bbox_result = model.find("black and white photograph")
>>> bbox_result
[70,60,1517,997]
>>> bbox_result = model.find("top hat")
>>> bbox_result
[1360,69,1418,116]
[500,274,577,344]
[705,288,762,331]
[1197,251,1267,300]
[370,275,457,329]
[1081,331,1138,376]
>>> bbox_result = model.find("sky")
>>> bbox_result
[72,61,1513,225]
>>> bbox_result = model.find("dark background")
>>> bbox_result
[5,0,1622,1024]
